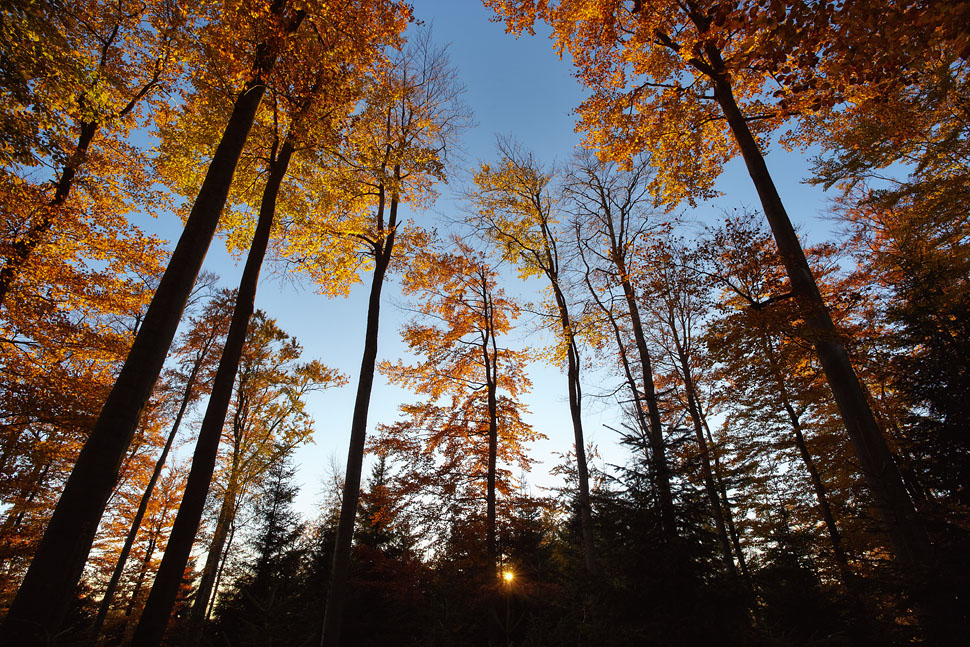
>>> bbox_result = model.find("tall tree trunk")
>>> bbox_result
[579,259,654,495]
[127,535,157,618]
[587,200,675,539]
[617,274,676,540]
[131,137,295,647]
[483,289,499,579]
[320,185,399,647]
[482,286,502,647]
[758,333,854,587]
[668,320,735,575]
[703,45,934,578]
[1,81,271,647]
[550,283,599,575]
[115,532,158,637]
[94,350,208,634]
[698,407,750,579]
[191,487,238,624]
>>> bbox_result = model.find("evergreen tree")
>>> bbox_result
[210,453,306,647]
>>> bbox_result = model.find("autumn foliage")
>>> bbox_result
[1,1,969,646]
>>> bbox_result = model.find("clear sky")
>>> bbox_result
[149,0,840,518]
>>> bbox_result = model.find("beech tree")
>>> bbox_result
[376,241,540,577]
[0,0,187,308]
[639,236,738,577]
[469,141,598,575]
[1,2,409,643]
[133,304,341,647]
[703,212,861,589]
[92,285,233,634]
[484,0,935,583]
[0,253,162,603]
[0,1,308,640]
[89,456,189,642]
[812,51,970,511]
[132,10,403,639]
[318,30,470,647]
[569,153,677,542]
[0,1,175,583]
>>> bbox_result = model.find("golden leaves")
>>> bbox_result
[483,1,840,206]
[383,238,533,404]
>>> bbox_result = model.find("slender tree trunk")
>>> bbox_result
[482,286,502,647]
[587,203,675,538]
[191,487,238,624]
[580,260,654,489]
[115,533,157,637]
[0,5,301,638]
[669,322,735,575]
[483,290,499,579]
[703,45,934,578]
[1,84,270,647]
[617,275,676,540]
[758,333,854,587]
[206,522,236,622]
[789,419,854,583]
[94,353,207,634]
[131,137,295,647]
[550,284,599,575]
[320,187,399,647]
[577,237,669,527]
[127,535,157,618]
[698,408,750,579]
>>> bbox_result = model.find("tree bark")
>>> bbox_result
[93,355,204,634]
[702,45,934,578]
[320,184,399,647]
[668,318,736,575]
[1,79,270,646]
[130,137,295,647]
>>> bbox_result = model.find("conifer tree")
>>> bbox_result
[210,453,307,647]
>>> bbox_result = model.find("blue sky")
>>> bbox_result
[149,0,841,517]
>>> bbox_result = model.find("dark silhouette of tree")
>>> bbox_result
[93,284,233,634]
[570,153,677,542]
[1,2,310,640]
[320,30,470,647]
[469,140,599,575]
[209,453,307,647]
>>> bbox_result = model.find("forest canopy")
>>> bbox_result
[0,1,967,646]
